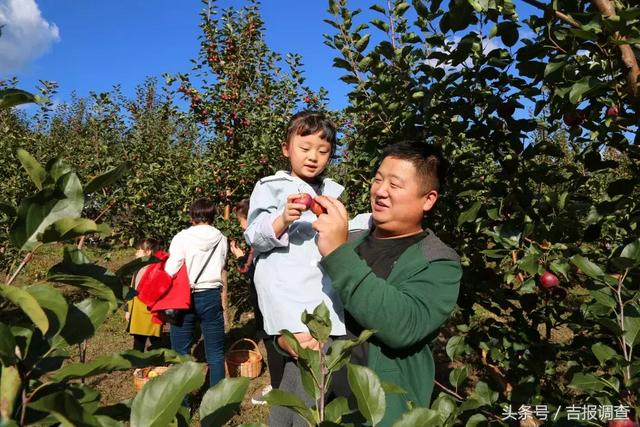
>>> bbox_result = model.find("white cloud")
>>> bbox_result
[0,0,59,74]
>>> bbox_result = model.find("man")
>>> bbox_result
[313,141,462,426]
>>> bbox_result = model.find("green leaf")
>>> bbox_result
[568,373,605,392]
[355,34,371,52]
[47,274,117,310]
[325,329,374,371]
[468,381,498,406]
[0,323,16,366]
[392,407,441,427]
[28,390,101,426]
[0,89,38,109]
[544,59,565,77]
[52,298,110,348]
[620,239,640,265]
[623,305,640,346]
[495,21,519,47]
[200,377,249,427]
[457,201,482,226]
[431,393,456,422]
[381,382,406,395]
[52,349,187,381]
[569,77,600,104]
[1,365,21,420]
[84,163,130,195]
[16,149,46,191]
[324,397,351,424]
[25,284,68,337]
[347,364,385,425]
[130,362,206,427]
[550,260,571,281]
[570,255,605,280]
[301,302,332,343]
[465,414,488,426]
[591,343,617,366]
[40,218,107,245]
[0,284,49,334]
[446,336,466,360]
[449,366,468,387]
[263,388,317,426]
[10,172,84,251]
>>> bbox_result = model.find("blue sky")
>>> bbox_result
[2,0,358,111]
[2,1,541,112]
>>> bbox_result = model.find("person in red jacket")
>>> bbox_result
[126,238,164,351]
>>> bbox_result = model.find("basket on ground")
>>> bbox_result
[225,338,262,378]
[133,366,169,391]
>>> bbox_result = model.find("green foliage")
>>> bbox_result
[325,0,640,424]
[0,153,207,426]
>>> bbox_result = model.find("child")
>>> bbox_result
[164,198,228,387]
[127,238,164,352]
[231,199,286,404]
[244,110,346,348]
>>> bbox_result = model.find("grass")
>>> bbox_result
[7,243,270,426]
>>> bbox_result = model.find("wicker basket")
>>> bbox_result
[225,338,262,378]
[133,366,169,391]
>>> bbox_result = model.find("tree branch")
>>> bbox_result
[520,0,581,28]
[591,0,640,97]
[522,0,639,97]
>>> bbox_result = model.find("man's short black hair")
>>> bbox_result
[189,198,216,224]
[382,141,449,193]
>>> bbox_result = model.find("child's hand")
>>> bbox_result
[125,312,130,322]
[230,240,245,258]
[281,193,307,227]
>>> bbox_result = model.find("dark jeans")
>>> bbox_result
[170,288,224,388]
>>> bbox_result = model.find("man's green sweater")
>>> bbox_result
[320,229,462,426]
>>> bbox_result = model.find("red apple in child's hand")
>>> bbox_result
[293,193,314,209]
[293,193,327,215]
[539,271,560,289]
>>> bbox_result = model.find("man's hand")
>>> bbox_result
[229,240,245,258]
[312,195,349,256]
[277,332,321,358]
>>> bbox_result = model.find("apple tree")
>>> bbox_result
[325,0,639,423]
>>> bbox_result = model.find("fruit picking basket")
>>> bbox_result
[133,366,169,391]
[225,338,263,378]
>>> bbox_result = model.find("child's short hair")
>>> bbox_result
[285,110,337,152]
[382,141,449,193]
[233,198,250,218]
[134,238,160,253]
[189,198,216,224]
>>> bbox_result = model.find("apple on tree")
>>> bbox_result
[539,271,560,289]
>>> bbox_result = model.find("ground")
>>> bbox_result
[10,243,270,426]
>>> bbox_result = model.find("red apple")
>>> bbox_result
[606,105,620,118]
[539,271,560,289]
[293,193,313,209]
[310,200,327,216]
[293,194,327,215]
[608,419,637,427]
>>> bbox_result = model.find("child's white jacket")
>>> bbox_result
[244,171,346,335]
